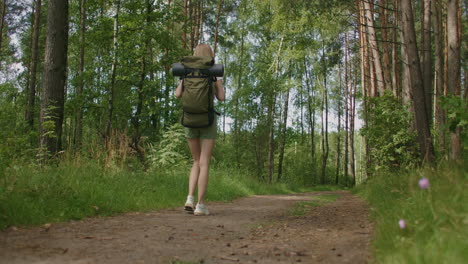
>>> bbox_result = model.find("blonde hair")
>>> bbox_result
[194,43,214,57]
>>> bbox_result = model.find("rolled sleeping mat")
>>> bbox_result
[172,63,186,76]
[172,63,224,77]
[208,64,224,77]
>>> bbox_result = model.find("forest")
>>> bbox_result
[0,0,467,263]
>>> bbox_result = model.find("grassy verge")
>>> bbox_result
[354,164,468,263]
[0,161,336,229]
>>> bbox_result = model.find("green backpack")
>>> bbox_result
[180,56,217,128]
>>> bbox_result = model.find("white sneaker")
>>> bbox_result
[184,196,194,213]
[194,204,210,216]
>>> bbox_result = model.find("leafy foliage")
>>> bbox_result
[360,92,420,172]
[0,83,34,176]
[147,123,188,169]
[440,95,468,150]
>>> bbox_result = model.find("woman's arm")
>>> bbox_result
[175,80,183,98]
[214,78,225,101]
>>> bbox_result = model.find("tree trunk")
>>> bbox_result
[24,3,34,118]
[422,0,432,125]
[105,0,120,140]
[213,0,222,55]
[147,0,158,136]
[254,127,265,179]
[320,43,329,184]
[0,0,6,57]
[443,6,448,97]
[300,87,304,143]
[304,58,316,181]
[192,0,201,47]
[335,64,343,185]
[400,24,414,116]
[267,93,276,184]
[320,74,329,184]
[163,68,171,128]
[359,0,375,98]
[363,0,386,95]
[465,70,468,102]
[378,0,392,93]
[350,68,357,185]
[433,0,446,154]
[392,0,400,98]
[357,0,371,178]
[193,0,199,48]
[39,0,69,156]
[398,1,416,133]
[74,0,86,149]
[196,0,203,45]
[344,32,349,184]
[189,0,194,51]
[267,36,282,183]
[234,24,245,169]
[25,0,42,129]
[369,51,377,97]
[277,87,290,181]
[182,0,188,50]
[400,0,435,163]
[222,52,227,140]
[130,0,154,164]
[132,56,146,164]
[447,0,462,160]
[163,0,173,129]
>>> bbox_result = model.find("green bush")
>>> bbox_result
[440,95,468,156]
[360,92,420,172]
[0,83,35,178]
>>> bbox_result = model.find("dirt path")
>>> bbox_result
[0,191,372,264]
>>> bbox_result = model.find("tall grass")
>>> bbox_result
[0,160,330,229]
[355,164,468,263]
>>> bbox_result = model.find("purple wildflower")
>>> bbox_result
[418,178,430,189]
[399,219,406,229]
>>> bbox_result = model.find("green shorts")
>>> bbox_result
[184,115,218,139]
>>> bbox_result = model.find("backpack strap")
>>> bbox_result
[207,76,213,111]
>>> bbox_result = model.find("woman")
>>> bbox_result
[175,43,225,216]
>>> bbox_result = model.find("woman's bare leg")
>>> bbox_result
[187,138,201,197]
[197,139,215,204]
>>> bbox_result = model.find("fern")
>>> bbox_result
[147,123,188,169]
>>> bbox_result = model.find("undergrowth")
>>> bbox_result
[355,163,468,263]
[0,160,334,229]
